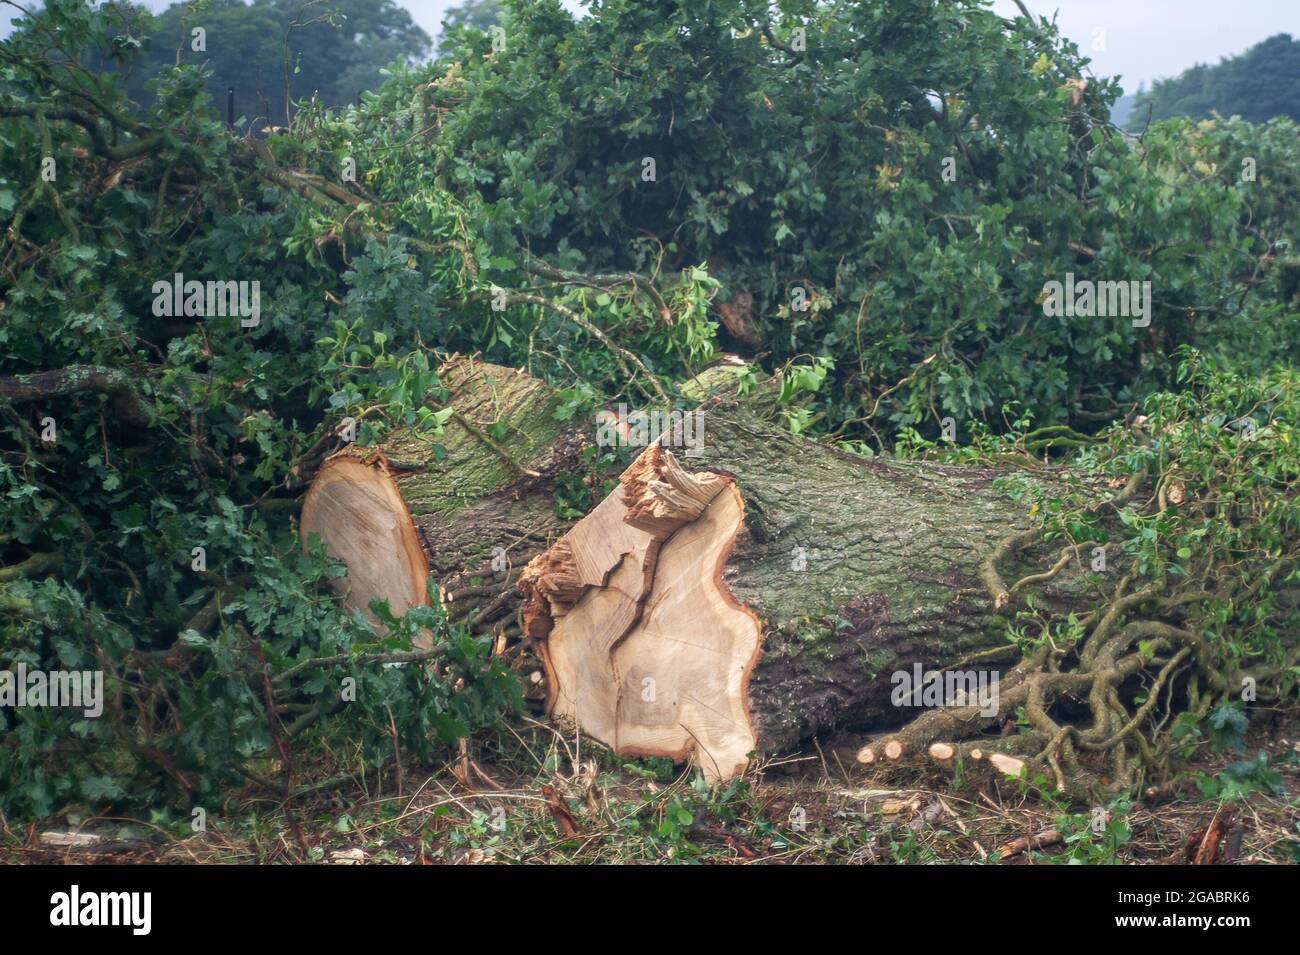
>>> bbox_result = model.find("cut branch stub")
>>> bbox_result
[519,445,762,781]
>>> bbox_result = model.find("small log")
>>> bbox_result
[998,829,1063,860]
[928,742,956,763]
[39,831,105,848]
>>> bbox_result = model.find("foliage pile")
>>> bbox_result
[424,0,1300,440]
[0,0,518,818]
[875,352,1300,799]
[0,0,1297,821]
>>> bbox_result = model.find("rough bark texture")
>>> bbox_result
[682,405,1072,757]
[303,360,1097,777]
[378,355,578,583]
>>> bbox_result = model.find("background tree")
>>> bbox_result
[437,0,502,49]
[426,0,1299,442]
[1127,33,1300,129]
[102,0,432,125]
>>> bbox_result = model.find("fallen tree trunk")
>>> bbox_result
[518,409,1099,780]
[302,358,1101,778]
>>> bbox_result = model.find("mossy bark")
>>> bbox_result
[381,356,578,583]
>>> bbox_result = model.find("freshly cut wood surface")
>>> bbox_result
[538,491,657,746]
[520,446,759,780]
[609,482,760,779]
[300,454,430,642]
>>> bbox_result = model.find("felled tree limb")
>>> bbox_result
[0,103,163,162]
[521,253,672,322]
[0,365,154,427]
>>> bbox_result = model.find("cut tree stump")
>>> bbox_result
[303,360,1098,779]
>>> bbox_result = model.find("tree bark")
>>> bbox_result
[302,360,1096,777]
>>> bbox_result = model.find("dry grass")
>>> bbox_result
[5,715,1298,865]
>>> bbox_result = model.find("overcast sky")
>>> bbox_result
[989,0,1297,90]
[3,0,1296,92]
